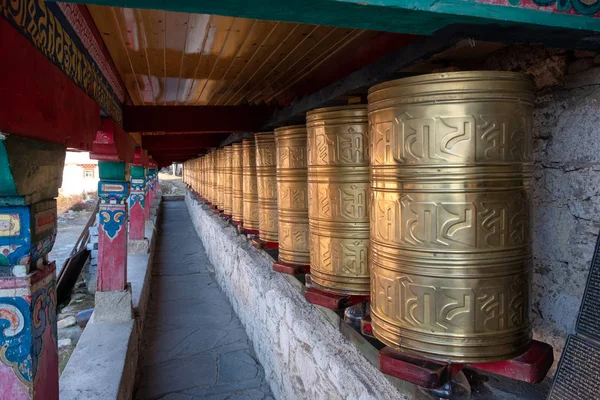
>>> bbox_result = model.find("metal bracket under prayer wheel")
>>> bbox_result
[378,340,553,390]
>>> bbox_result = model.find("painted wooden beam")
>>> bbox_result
[0,18,100,150]
[142,134,226,151]
[50,0,600,33]
[124,106,272,133]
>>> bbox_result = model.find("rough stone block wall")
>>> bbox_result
[477,46,600,372]
[185,193,412,400]
[531,70,600,371]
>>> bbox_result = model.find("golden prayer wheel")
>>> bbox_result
[223,146,233,216]
[210,150,217,204]
[274,125,310,266]
[206,153,212,202]
[368,71,534,363]
[232,143,244,223]
[242,139,260,231]
[255,133,279,243]
[218,148,225,210]
[306,105,370,295]
[215,149,222,209]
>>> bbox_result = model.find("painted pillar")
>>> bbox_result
[128,164,146,240]
[90,122,130,292]
[97,161,129,291]
[143,166,150,220]
[0,134,64,400]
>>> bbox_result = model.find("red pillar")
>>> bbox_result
[91,122,130,292]
[128,147,147,240]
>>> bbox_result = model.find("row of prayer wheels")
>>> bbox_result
[183,72,534,363]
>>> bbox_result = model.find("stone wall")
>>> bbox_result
[530,67,600,372]
[185,192,414,400]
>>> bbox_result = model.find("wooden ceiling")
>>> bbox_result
[87,6,415,107]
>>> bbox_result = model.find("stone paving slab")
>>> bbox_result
[135,202,273,400]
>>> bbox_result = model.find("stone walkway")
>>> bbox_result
[135,201,273,400]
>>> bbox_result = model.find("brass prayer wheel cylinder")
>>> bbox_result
[368,71,534,363]
[217,148,225,210]
[255,133,279,243]
[232,143,244,223]
[210,150,217,203]
[223,146,233,216]
[274,125,310,266]
[306,105,370,295]
[242,139,260,231]
[207,152,213,202]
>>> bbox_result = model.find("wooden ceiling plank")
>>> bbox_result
[110,7,152,104]
[181,14,214,103]
[222,22,301,106]
[184,15,234,104]
[266,29,365,104]
[88,5,144,105]
[164,11,192,105]
[207,19,277,105]
[135,8,158,105]
[244,25,337,105]
[180,14,232,104]
[241,23,318,105]
[202,18,257,105]
[137,9,167,105]
[265,33,461,127]
[193,17,238,105]
[212,20,282,106]
[198,18,257,105]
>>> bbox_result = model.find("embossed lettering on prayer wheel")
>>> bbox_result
[242,139,259,231]
[368,72,534,363]
[306,106,370,295]
[232,143,244,223]
[255,133,279,243]
[223,146,233,216]
[275,126,310,266]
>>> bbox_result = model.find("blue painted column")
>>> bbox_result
[0,134,64,400]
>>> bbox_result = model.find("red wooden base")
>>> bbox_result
[239,227,260,235]
[379,339,553,388]
[232,220,242,226]
[251,238,278,250]
[212,209,222,215]
[379,347,464,389]
[272,261,310,275]
[468,340,553,384]
[304,287,370,311]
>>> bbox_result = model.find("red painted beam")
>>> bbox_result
[142,133,227,151]
[124,106,272,133]
[0,18,100,150]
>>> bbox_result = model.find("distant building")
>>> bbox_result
[60,152,99,195]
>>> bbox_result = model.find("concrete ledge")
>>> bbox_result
[185,191,417,400]
[60,197,162,399]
